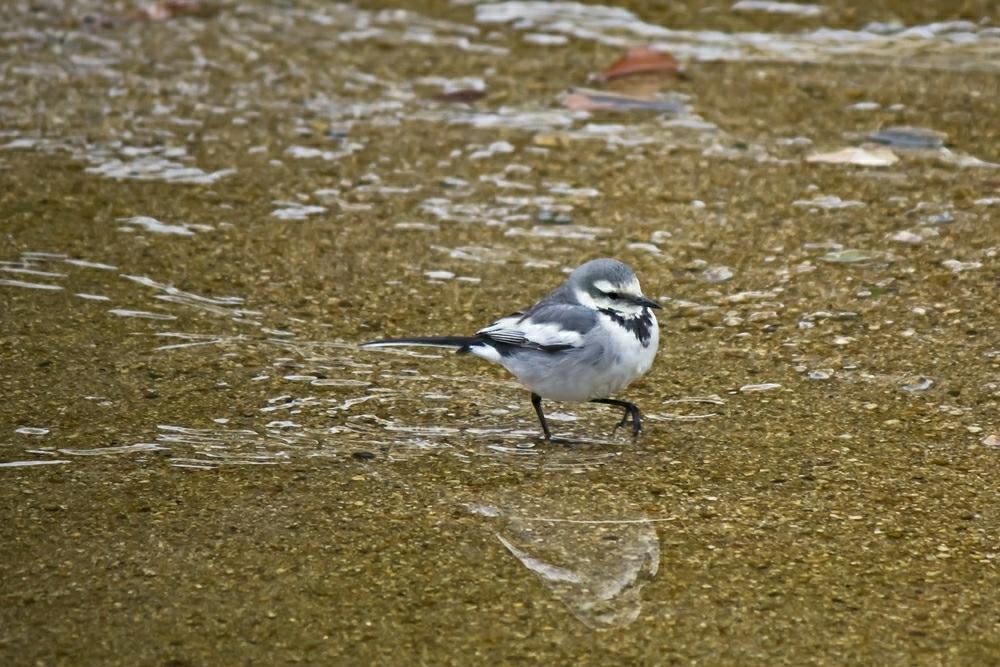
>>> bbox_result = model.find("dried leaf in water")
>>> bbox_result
[129,0,218,22]
[561,88,683,114]
[591,47,679,82]
[806,146,898,167]
[432,89,487,104]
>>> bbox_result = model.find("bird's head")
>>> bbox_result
[569,258,661,316]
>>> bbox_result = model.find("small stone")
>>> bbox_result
[806,146,898,167]
[866,126,946,150]
[820,249,878,264]
[536,208,573,225]
[889,230,922,244]
[900,376,934,393]
[739,383,782,393]
[703,266,734,283]
[627,242,660,254]
[942,259,982,273]
[921,211,955,226]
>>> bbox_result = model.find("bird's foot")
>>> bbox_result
[611,411,630,434]
[611,410,642,438]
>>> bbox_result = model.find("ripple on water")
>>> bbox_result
[0,279,63,291]
[469,493,664,629]
[472,3,1000,70]
[84,145,236,185]
[58,443,166,456]
[118,216,206,237]
[132,375,643,469]
[0,460,71,468]
[15,427,51,435]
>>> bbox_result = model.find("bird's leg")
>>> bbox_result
[531,392,552,441]
[591,398,643,438]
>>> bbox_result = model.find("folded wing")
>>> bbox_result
[476,303,596,352]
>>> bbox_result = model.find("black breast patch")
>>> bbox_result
[599,308,654,346]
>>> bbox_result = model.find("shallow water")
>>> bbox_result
[2,0,999,663]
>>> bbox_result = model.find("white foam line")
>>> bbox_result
[509,515,678,525]
[64,259,118,270]
[0,460,71,467]
[0,279,63,290]
[155,339,225,351]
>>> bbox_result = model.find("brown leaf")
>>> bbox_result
[129,0,218,22]
[591,46,679,83]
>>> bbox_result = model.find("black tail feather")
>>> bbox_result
[359,336,479,351]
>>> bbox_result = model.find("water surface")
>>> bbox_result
[2,0,999,663]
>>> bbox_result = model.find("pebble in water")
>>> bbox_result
[739,383,782,393]
[118,216,202,236]
[806,147,898,167]
[819,249,880,264]
[15,427,51,435]
[731,0,824,16]
[866,126,947,150]
[702,266,734,283]
[793,195,864,209]
[900,376,934,393]
[941,259,982,272]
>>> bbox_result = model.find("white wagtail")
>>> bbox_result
[361,258,661,440]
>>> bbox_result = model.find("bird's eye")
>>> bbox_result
[604,291,622,300]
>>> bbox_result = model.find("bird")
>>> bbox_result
[360,258,661,440]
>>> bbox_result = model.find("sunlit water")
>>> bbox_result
[1,0,998,663]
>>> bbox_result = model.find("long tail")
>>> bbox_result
[359,336,478,352]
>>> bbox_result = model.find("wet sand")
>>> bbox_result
[2,0,999,664]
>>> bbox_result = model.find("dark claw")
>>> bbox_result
[611,410,630,434]
[592,398,643,440]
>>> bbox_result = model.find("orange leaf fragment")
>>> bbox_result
[130,0,218,22]
[592,46,679,82]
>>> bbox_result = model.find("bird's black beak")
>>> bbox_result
[636,295,662,310]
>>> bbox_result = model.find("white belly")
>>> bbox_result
[490,313,659,403]
[585,311,659,398]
